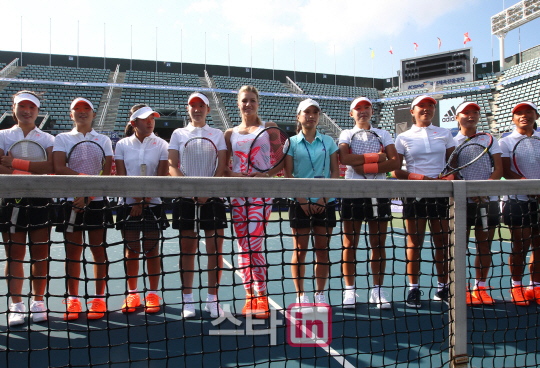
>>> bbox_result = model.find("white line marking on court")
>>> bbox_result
[218,247,354,368]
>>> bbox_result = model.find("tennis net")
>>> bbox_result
[0,176,539,367]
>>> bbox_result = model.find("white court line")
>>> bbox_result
[219,250,354,368]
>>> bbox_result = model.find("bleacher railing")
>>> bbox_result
[286,76,304,95]
[320,112,343,138]
[0,58,19,79]
[97,64,120,128]
[204,70,232,130]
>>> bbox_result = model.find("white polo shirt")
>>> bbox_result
[339,125,395,180]
[454,131,502,203]
[499,129,540,201]
[114,133,169,205]
[54,128,114,201]
[169,123,227,158]
[395,124,455,178]
[0,125,54,154]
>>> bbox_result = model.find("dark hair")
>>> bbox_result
[125,103,149,137]
[12,90,43,124]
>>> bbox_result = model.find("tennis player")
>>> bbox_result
[392,95,455,308]
[284,99,339,311]
[499,101,540,306]
[224,85,282,319]
[338,97,400,309]
[453,101,502,305]
[115,104,169,314]
[169,92,227,319]
[0,91,55,326]
[53,97,114,320]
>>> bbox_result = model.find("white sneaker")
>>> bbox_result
[182,295,196,319]
[30,300,47,323]
[8,302,26,327]
[204,300,224,318]
[295,294,313,314]
[314,293,328,313]
[370,288,391,309]
[342,290,357,309]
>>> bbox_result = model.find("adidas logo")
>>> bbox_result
[442,107,457,123]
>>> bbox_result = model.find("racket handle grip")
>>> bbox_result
[480,207,488,232]
[10,207,19,234]
[66,209,77,233]
[371,198,378,217]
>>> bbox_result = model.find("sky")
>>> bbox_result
[0,0,538,79]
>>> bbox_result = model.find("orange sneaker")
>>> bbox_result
[144,294,161,314]
[472,287,495,305]
[466,291,482,306]
[510,287,529,306]
[254,296,269,319]
[63,299,82,321]
[122,293,141,313]
[524,287,540,303]
[242,294,257,316]
[87,299,106,320]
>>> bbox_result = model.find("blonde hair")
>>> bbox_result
[237,85,262,126]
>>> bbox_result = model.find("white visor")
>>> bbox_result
[70,97,95,111]
[455,102,480,115]
[512,101,539,115]
[14,93,40,109]
[188,93,210,106]
[130,106,160,121]
[350,97,372,111]
[297,99,320,114]
[410,95,437,109]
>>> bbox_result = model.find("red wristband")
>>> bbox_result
[78,173,88,176]
[88,196,95,201]
[521,176,527,180]
[441,174,455,181]
[12,159,30,171]
[363,163,378,174]
[364,153,379,164]
[12,169,31,175]
[408,173,425,180]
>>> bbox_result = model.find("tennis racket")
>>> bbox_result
[458,144,494,231]
[180,137,219,231]
[512,135,540,222]
[440,133,493,179]
[8,139,47,233]
[349,129,384,217]
[65,140,106,233]
[247,127,290,174]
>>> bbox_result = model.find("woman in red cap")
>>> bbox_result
[0,90,55,326]
[53,97,114,321]
[115,104,169,314]
[499,101,540,306]
[392,95,455,308]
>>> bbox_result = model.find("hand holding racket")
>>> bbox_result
[246,127,290,176]
[65,141,106,233]
[180,137,219,231]
[439,133,493,179]
[349,129,385,217]
[7,139,47,233]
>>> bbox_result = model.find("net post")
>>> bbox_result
[449,180,469,368]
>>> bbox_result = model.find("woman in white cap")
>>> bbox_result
[392,95,455,308]
[53,97,114,321]
[338,96,400,310]
[224,85,282,319]
[115,104,169,314]
[0,90,55,326]
[168,92,227,319]
[284,99,339,309]
[453,101,502,306]
[499,101,540,306]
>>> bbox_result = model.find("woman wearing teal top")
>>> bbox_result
[284,99,339,309]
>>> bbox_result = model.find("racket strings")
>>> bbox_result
[460,152,492,181]
[10,141,46,161]
[350,133,381,155]
[249,128,289,172]
[181,139,217,177]
[68,143,105,175]
[515,140,540,179]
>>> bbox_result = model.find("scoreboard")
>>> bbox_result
[400,48,473,91]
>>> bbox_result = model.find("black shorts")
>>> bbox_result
[115,204,169,232]
[0,198,55,233]
[289,200,337,229]
[402,197,450,220]
[467,201,500,228]
[172,197,228,231]
[55,199,114,232]
[502,199,540,228]
[341,198,392,222]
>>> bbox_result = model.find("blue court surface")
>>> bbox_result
[0,211,539,367]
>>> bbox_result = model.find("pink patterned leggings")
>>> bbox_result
[231,197,272,293]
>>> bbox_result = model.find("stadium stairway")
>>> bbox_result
[99,72,125,132]
[199,76,229,131]
[0,66,24,94]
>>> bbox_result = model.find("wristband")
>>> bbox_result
[12,170,31,175]
[521,176,527,180]
[12,159,30,171]
[88,196,95,201]
[408,173,425,180]
[363,163,378,174]
[78,173,88,176]
[364,153,379,164]
[441,174,455,181]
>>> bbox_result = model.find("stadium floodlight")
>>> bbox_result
[491,0,540,70]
